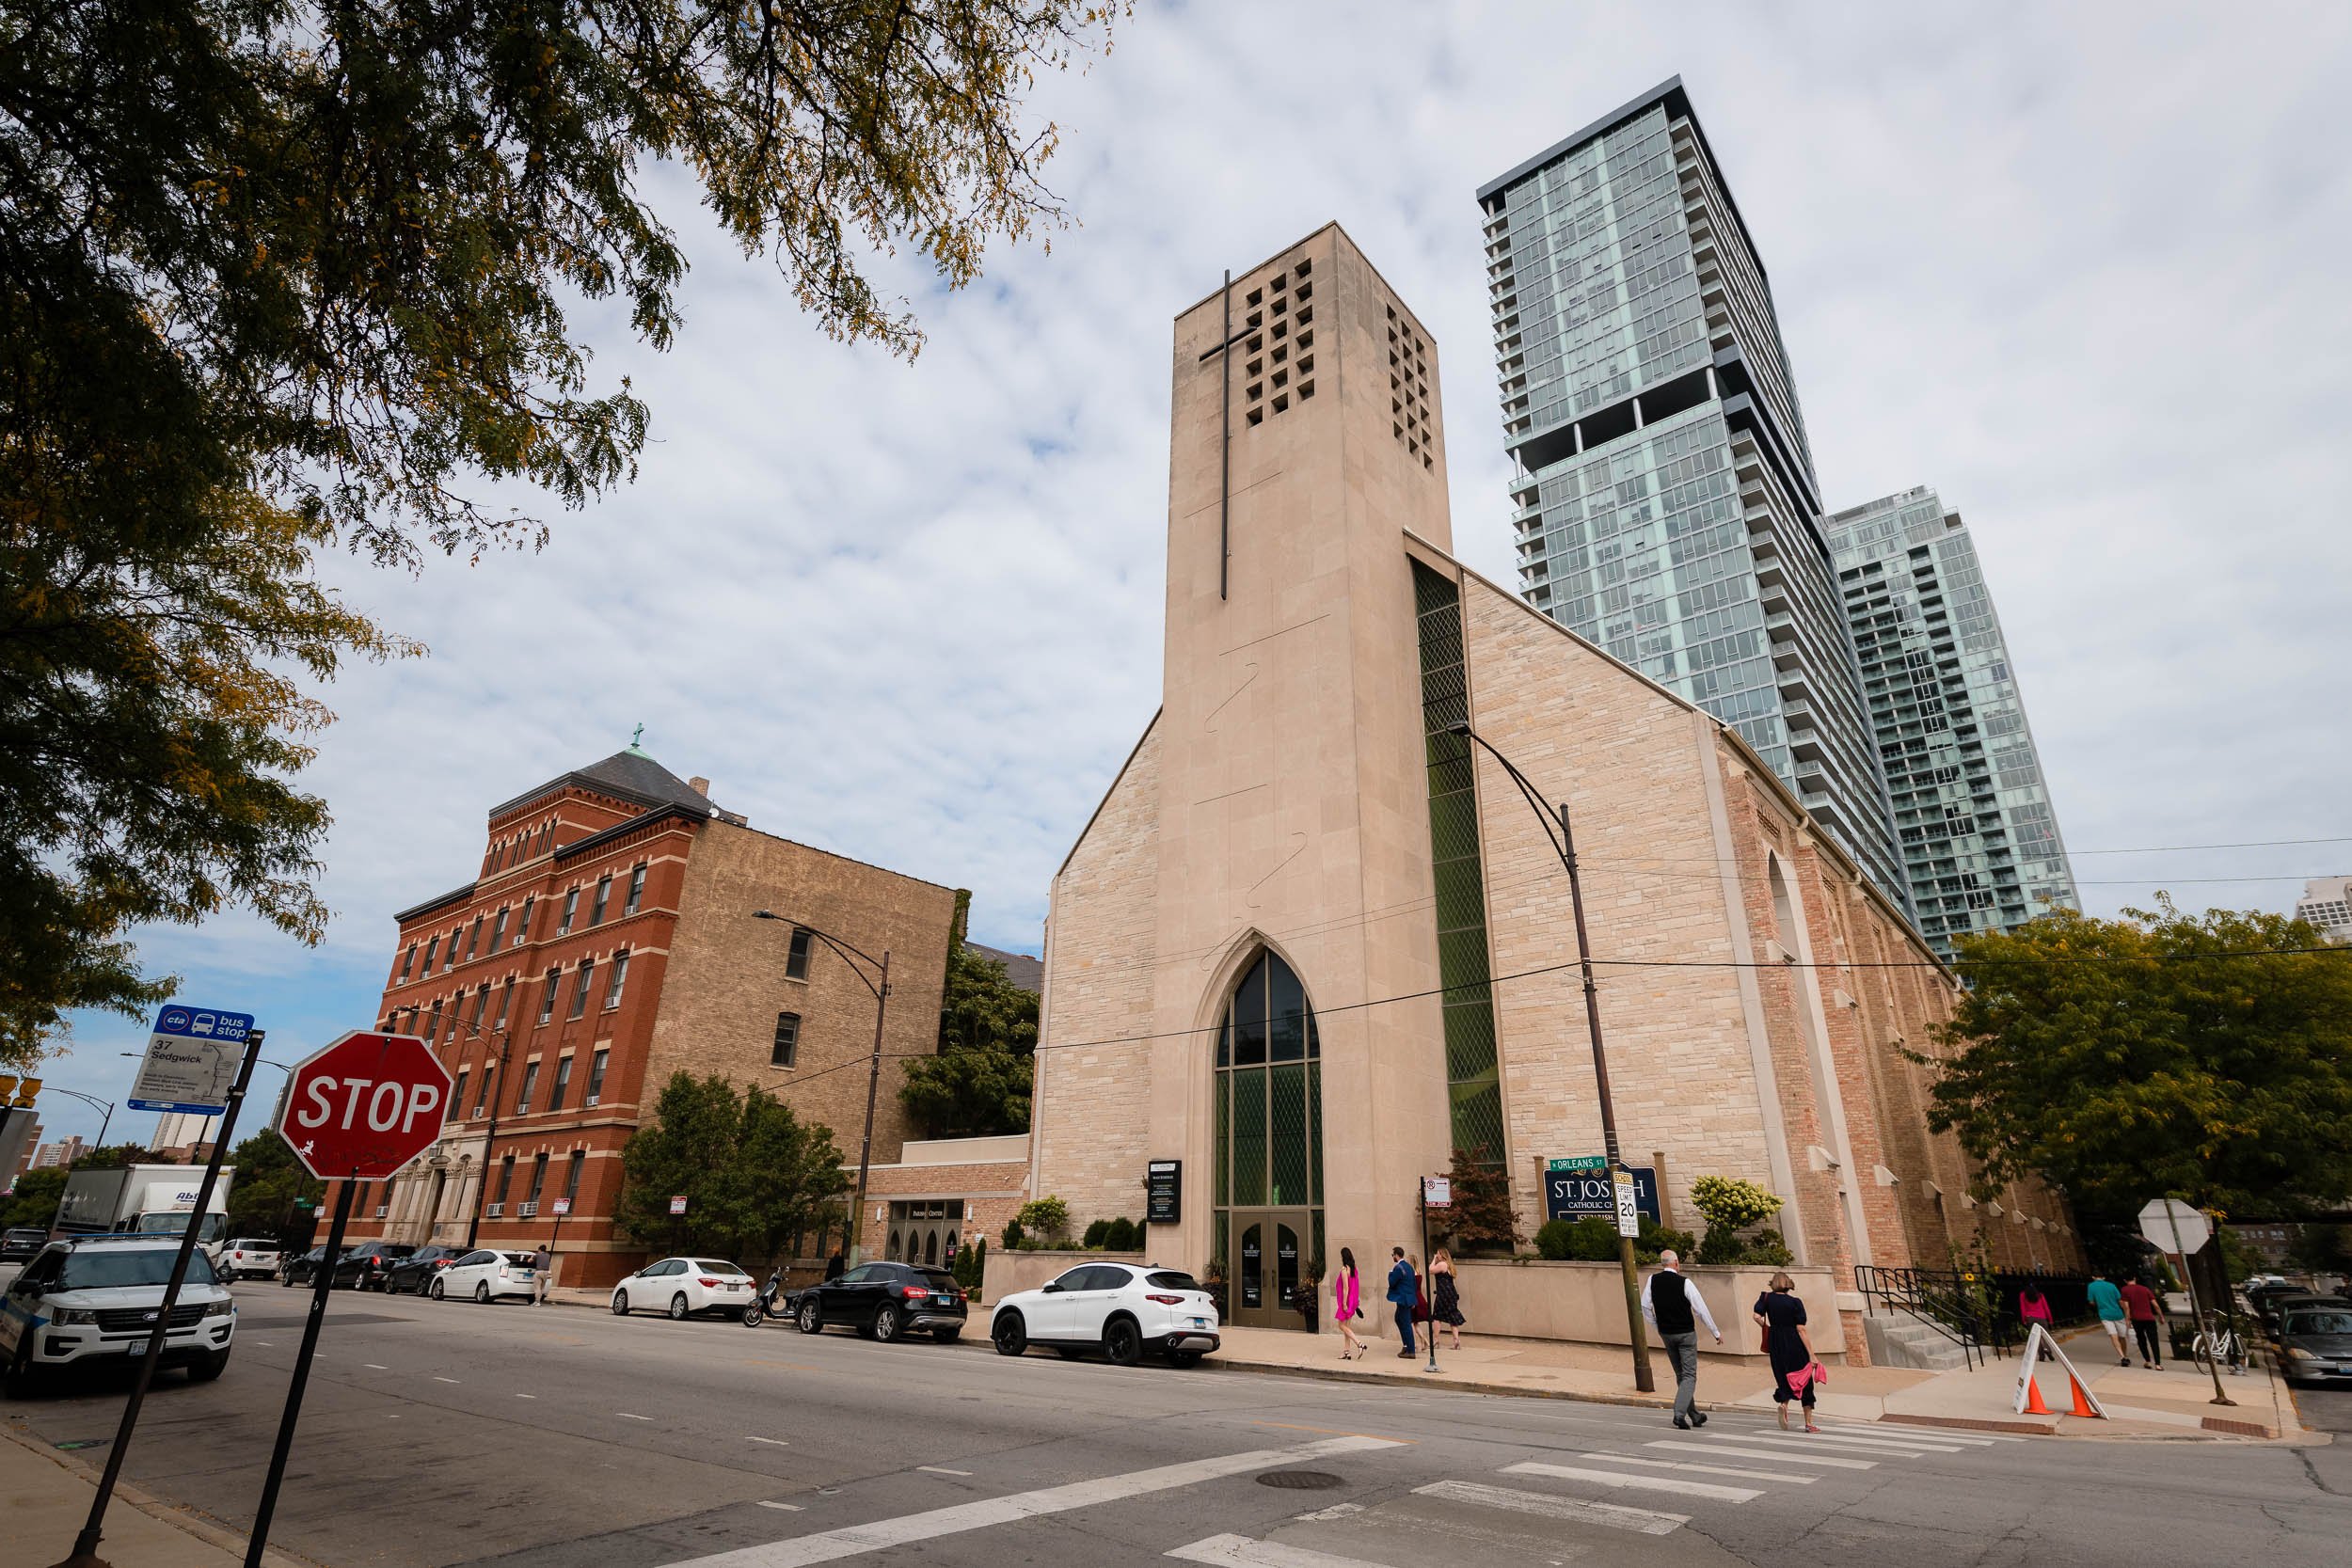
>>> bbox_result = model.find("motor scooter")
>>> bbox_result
[742,1266,787,1327]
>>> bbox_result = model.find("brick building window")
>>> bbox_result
[466,915,483,961]
[558,889,579,935]
[453,1068,469,1117]
[426,999,443,1043]
[586,1048,608,1105]
[771,1012,801,1068]
[549,1055,573,1111]
[515,896,533,945]
[625,863,646,916]
[495,1154,516,1204]
[569,958,596,1020]
[469,988,488,1033]
[422,935,440,971]
[603,949,629,1010]
[516,1061,539,1116]
[538,968,561,1023]
[445,926,461,969]
[564,1150,585,1205]
[527,1153,548,1206]
[490,908,509,950]
[495,976,514,1029]
[785,927,814,981]
[472,1069,489,1119]
[590,874,612,926]
[397,942,416,984]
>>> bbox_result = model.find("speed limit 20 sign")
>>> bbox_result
[277,1030,453,1180]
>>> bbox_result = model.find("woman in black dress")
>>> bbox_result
[1753,1271,1820,1432]
[1429,1247,1466,1351]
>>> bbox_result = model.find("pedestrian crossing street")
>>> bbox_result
[1164,1417,2023,1565]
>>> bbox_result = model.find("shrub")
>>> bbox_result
[1689,1174,1785,1265]
[1082,1218,1111,1249]
[1001,1216,1025,1250]
[1017,1196,1071,1243]
[1635,1217,1699,1265]
[1104,1216,1137,1251]
[1534,1215,1620,1261]
[1444,1144,1520,1255]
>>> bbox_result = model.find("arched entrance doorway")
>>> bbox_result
[1212,950,1324,1329]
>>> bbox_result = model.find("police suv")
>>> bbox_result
[3,1234,236,1396]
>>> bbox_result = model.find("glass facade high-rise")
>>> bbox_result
[1478,78,1906,908]
[1821,488,2078,957]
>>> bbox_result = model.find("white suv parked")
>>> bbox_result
[2,1236,236,1395]
[990,1262,1220,1367]
[222,1238,282,1281]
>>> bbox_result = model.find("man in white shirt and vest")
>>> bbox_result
[1641,1249,1722,1429]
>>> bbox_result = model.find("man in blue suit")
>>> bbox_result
[1386,1247,1418,1358]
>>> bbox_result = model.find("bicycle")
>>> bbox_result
[2191,1321,2246,1373]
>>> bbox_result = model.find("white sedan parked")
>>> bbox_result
[989,1262,1220,1367]
[611,1258,755,1320]
[430,1249,537,1303]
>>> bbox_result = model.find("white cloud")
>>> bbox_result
[33,1,2351,1142]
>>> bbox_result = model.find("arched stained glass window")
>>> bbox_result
[1213,950,1324,1327]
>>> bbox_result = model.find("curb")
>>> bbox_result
[1883,1412,2057,1436]
[2,1421,322,1568]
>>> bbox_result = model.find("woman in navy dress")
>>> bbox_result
[1753,1271,1820,1432]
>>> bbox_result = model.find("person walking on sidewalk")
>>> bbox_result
[2087,1273,2131,1366]
[2019,1282,2055,1357]
[532,1243,554,1306]
[1332,1248,1366,1360]
[1754,1272,1820,1433]
[2121,1275,2164,1369]
[1429,1247,1467,1353]
[1642,1249,1721,1430]
[1386,1247,1418,1358]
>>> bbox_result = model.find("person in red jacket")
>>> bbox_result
[2119,1277,2163,1369]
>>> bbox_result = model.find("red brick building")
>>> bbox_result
[337,744,962,1289]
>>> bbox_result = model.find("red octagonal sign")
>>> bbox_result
[277,1031,453,1180]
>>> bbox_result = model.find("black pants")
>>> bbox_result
[2131,1319,2162,1365]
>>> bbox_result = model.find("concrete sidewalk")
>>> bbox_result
[2,1420,312,1568]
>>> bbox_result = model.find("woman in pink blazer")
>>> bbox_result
[1333,1247,1366,1359]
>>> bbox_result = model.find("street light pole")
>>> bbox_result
[40,1087,115,1153]
[756,911,890,1264]
[1446,721,1654,1394]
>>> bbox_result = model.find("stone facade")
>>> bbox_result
[344,748,962,1289]
[1032,224,2080,1354]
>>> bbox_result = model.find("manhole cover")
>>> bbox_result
[1256,1470,1344,1491]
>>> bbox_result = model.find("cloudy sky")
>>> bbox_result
[31,3,2352,1146]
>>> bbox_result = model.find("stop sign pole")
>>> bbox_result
[245,1032,450,1568]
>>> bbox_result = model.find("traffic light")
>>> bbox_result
[0,1076,37,1106]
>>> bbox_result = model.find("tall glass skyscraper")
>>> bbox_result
[1477,78,1906,908]
[1821,488,2078,957]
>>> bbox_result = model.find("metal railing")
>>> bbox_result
[1855,1265,2099,1371]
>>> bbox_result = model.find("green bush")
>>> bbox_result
[1017,1196,1070,1243]
[1104,1216,1137,1251]
[1082,1218,1111,1249]
[1534,1215,1620,1260]
[1635,1217,1699,1265]
[1689,1174,1785,1265]
[1001,1217,1025,1250]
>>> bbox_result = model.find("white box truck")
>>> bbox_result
[54,1164,236,1266]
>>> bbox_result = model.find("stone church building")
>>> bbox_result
[1028,225,2075,1343]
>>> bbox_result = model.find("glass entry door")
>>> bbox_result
[1228,1209,1310,1329]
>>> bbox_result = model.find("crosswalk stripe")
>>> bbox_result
[1579,1451,1818,1483]
[1649,1440,1876,1470]
[648,1435,1404,1568]
[1719,1431,1962,1455]
[1412,1480,1687,1536]
[1504,1461,1760,1503]
[1812,1418,2014,1444]
[1168,1535,1387,1567]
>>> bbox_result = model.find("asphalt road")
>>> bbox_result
[9,1280,2349,1568]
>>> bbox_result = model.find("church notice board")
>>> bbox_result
[1145,1160,1182,1225]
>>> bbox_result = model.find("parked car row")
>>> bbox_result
[277,1243,541,1302]
[2247,1279,2352,1386]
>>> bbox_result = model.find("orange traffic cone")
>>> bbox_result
[2021,1374,2054,1415]
[2066,1372,2101,1418]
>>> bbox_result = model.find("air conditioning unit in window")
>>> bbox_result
[485,1202,503,1217]
[518,1201,538,1218]
[584,1095,599,1107]
[373,1205,389,1219]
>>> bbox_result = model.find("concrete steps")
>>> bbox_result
[1864,1313,1973,1372]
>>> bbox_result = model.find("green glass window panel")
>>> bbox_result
[1233,958,1267,1065]
[1428,792,1481,863]
[1307,1061,1322,1204]
[1269,958,1306,1061]
[1433,858,1487,933]
[1306,1011,1320,1059]
[1232,1068,1267,1206]
[1216,1014,1232,1069]
[1422,690,1470,734]
[1213,1073,1230,1208]
[1415,562,1458,615]
[1438,928,1492,988]
[1424,752,1474,799]
[1311,1209,1326,1277]
[1269,1063,1307,1205]
[1450,1077,1505,1164]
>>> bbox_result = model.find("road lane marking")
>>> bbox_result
[1292,1503,1363,1522]
[1252,1420,1414,1444]
[647,1435,1404,1568]
[1411,1480,1685,1536]
[434,1376,462,1385]
[516,1393,536,1400]
[1168,1536,1388,1566]
[915,1466,972,1477]
[618,1412,655,1420]
[747,1436,790,1447]
[1722,1431,1954,1455]
[1581,1452,1817,1483]
[758,1502,804,1513]
[365,1364,390,1370]
[1504,1460,1760,1503]
[1829,1421,2015,1442]
[1649,1440,1875,1470]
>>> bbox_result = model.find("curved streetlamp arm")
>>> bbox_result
[1446,721,1572,872]
[755,911,887,999]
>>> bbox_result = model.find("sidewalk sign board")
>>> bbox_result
[2013,1323,2107,1418]
[129,1006,255,1114]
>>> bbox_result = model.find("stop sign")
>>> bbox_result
[277,1031,453,1180]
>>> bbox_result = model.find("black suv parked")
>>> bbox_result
[1,1226,46,1264]
[792,1262,967,1343]
[333,1241,418,1291]
[384,1244,472,1294]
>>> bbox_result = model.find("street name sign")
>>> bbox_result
[2137,1198,2212,1256]
[277,1031,451,1180]
[130,1005,255,1114]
